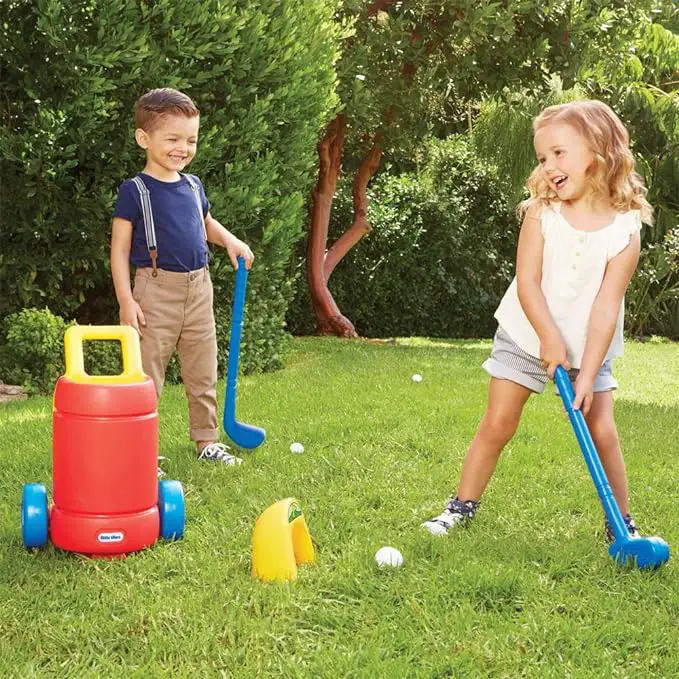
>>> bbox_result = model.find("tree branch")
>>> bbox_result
[324,137,383,280]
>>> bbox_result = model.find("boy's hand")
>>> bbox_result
[572,373,594,415]
[540,334,571,379]
[120,299,146,337]
[224,234,254,270]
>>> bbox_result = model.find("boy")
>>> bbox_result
[111,88,254,465]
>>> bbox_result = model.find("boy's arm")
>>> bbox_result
[516,203,570,376]
[578,231,641,384]
[204,213,254,269]
[111,217,146,336]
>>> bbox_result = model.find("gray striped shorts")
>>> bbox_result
[482,326,618,394]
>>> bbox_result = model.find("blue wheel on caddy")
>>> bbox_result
[158,480,185,540]
[22,483,49,548]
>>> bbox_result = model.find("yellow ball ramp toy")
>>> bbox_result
[251,498,315,582]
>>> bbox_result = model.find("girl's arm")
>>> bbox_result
[579,232,641,382]
[516,203,570,376]
[204,213,254,269]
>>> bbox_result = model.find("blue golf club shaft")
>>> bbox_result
[224,257,247,429]
[554,366,628,542]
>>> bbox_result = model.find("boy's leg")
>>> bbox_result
[176,268,220,446]
[133,269,183,396]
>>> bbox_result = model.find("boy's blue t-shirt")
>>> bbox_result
[113,173,211,272]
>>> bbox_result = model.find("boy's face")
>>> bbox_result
[534,122,595,202]
[135,114,200,176]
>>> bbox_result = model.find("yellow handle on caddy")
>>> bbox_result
[63,325,146,385]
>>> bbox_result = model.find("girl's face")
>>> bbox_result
[136,114,199,179]
[534,122,595,202]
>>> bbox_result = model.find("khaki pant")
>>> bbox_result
[133,267,219,442]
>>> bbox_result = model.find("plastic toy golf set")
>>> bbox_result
[18,257,315,579]
[18,252,260,558]
[19,260,668,575]
[21,325,185,556]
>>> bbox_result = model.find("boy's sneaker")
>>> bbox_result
[157,456,168,478]
[604,513,639,543]
[422,497,480,536]
[198,442,243,466]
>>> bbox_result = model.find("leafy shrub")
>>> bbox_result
[82,340,122,377]
[627,229,679,338]
[0,308,68,394]
[0,308,170,394]
[211,257,293,376]
[287,137,517,338]
[0,0,339,373]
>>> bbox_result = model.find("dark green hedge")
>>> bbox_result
[0,0,339,375]
[287,138,518,338]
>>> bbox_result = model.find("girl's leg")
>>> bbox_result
[585,391,629,515]
[456,377,533,501]
[422,377,533,535]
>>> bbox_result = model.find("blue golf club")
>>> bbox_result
[554,366,669,569]
[223,256,266,449]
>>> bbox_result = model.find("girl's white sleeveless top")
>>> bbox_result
[494,202,642,369]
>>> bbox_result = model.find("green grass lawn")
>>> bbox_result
[1,336,678,677]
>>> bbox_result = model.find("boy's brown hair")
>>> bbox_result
[135,88,200,132]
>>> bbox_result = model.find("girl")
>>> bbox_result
[423,100,652,541]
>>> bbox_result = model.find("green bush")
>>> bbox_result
[0,0,339,374]
[210,256,293,376]
[287,137,517,338]
[0,308,68,394]
[626,229,679,339]
[82,340,123,377]
[0,308,175,394]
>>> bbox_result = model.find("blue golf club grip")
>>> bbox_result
[224,257,247,428]
[554,366,628,541]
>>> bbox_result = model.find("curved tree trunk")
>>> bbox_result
[307,115,383,337]
[305,0,394,338]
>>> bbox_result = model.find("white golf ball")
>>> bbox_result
[290,442,305,454]
[375,546,404,568]
[411,373,423,382]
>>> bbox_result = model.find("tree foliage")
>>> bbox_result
[305,0,663,336]
[290,138,517,338]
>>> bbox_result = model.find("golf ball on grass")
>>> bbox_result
[290,442,305,454]
[375,546,404,568]
[411,373,423,382]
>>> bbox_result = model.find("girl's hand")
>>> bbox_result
[540,334,571,379]
[224,234,254,270]
[572,373,595,415]
[120,299,146,337]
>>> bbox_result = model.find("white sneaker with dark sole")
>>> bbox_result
[422,497,480,536]
[198,442,243,466]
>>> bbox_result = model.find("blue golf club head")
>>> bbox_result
[554,366,669,569]
[609,535,670,570]
[223,257,266,450]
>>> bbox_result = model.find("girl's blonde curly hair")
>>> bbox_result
[519,100,653,223]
